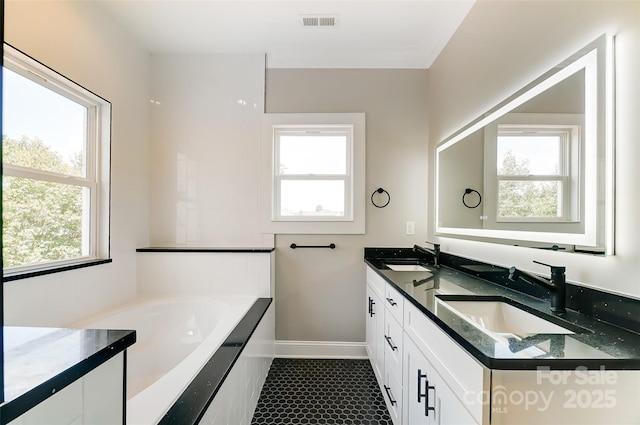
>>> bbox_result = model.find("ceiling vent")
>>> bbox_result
[301,15,339,28]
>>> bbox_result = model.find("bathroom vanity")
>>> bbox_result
[364,248,640,425]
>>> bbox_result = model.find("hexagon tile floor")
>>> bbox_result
[250,358,393,425]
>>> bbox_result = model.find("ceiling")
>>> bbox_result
[98,0,475,69]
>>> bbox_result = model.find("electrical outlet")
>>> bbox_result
[406,221,415,235]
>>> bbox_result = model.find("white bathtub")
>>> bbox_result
[71,295,257,425]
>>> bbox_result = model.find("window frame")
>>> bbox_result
[2,43,111,276]
[483,113,584,232]
[495,124,579,222]
[260,113,366,235]
[272,125,354,222]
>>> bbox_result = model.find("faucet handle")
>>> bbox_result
[533,260,565,270]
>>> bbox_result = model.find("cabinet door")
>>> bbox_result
[366,285,378,374]
[430,369,478,425]
[404,337,479,425]
[404,336,436,425]
[365,285,384,382]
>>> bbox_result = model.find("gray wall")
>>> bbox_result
[437,128,484,229]
[428,0,640,298]
[266,69,429,342]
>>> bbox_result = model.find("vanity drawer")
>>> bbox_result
[384,283,404,324]
[384,312,403,377]
[383,365,403,425]
[366,266,386,297]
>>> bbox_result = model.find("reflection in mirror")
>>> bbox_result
[435,34,614,255]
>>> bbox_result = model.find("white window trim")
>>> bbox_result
[260,113,365,234]
[273,125,354,222]
[495,124,580,222]
[3,44,111,274]
[483,112,584,233]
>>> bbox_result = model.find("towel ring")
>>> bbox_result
[462,188,482,208]
[371,188,390,208]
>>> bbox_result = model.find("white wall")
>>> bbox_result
[266,69,429,343]
[148,54,273,248]
[137,252,274,298]
[428,0,640,298]
[3,1,150,325]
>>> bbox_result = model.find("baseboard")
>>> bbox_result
[275,340,368,359]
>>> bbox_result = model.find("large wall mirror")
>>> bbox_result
[435,34,614,255]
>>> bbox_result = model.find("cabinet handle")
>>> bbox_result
[386,297,397,306]
[417,369,427,403]
[417,369,436,417]
[368,297,372,316]
[384,335,398,351]
[384,385,397,406]
[368,298,376,317]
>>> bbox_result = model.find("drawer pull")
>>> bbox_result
[417,369,436,417]
[386,297,397,306]
[384,335,398,351]
[384,385,397,406]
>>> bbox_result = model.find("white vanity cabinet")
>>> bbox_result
[404,336,479,425]
[403,301,487,425]
[382,285,405,425]
[366,267,404,425]
[367,265,485,425]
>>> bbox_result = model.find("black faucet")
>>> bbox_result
[412,274,439,290]
[413,242,440,268]
[508,261,567,316]
[507,334,566,358]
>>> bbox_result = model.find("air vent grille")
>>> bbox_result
[301,15,339,28]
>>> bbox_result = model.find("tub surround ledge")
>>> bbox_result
[0,326,136,423]
[136,247,275,253]
[159,297,273,425]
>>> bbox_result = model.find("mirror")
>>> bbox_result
[435,34,614,255]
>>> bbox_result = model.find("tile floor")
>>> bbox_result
[251,358,393,425]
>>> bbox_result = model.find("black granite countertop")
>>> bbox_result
[365,249,640,370]
[1,326,136,423]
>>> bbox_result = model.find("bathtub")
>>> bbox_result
[71,295,258,425]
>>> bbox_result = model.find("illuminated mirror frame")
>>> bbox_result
[435,34,614,254]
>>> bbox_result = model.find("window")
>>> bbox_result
[483,113,583,230]
[273,126,353,221]
[260,113,365,234]
[496,125,579,221]
[2,44,111,274]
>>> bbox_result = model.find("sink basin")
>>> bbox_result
[386,264,430,272]
[437,298,574,335]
